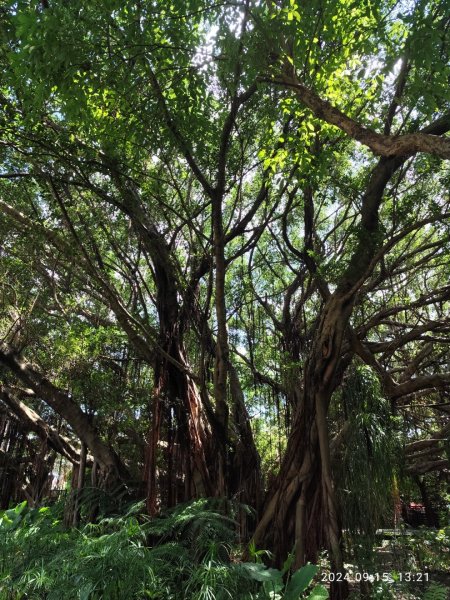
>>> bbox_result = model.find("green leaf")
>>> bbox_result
[306,584,329,599]
[281,551,295,575]
[284,564,318,600]
[14,500,28,515]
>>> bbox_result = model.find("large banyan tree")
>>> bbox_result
[1,1,449,598]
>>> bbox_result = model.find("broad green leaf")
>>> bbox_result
[284,564,318,600]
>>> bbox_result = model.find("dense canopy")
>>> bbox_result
[1,1,449,598]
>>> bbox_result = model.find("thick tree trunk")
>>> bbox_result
[253,298,350,598]
[144,252,214,514]
[254,156,407,599]
[415,476,439,527]
[253,307,360,598]
[30,442,53,506]
[112,177,216,512]
[145,338,214,514]
[0,415,26,508]
[193,314,263,518]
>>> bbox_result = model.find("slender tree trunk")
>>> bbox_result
[229,363,263,535]
[73,442,87,527]
[212,190,230,497]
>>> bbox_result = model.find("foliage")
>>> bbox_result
[335,365,401,539]
[391,527,450,573]
[423,584,449,600]
[0,501,153,600]
[0,500,327,600]
[0,0,450,596]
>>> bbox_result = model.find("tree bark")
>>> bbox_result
[0,343,126,482]
[0,387,81,464]
[143,265,214,514]
[267,74,450,160]
[254,155,407,599]
[109,175,215,512]
[229,363,263,535]
[73,442,87,527]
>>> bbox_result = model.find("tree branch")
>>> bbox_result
[263,74,450,159]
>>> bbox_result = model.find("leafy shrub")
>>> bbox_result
[423,583,449,600]
[0,502,156,600]
[0,500,327,600]
[390,526,450,573]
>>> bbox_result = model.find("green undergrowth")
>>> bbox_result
[0,499,327,600]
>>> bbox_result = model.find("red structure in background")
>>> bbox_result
[401,501,429,528]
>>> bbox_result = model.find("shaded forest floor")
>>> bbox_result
[1,499,449,600]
